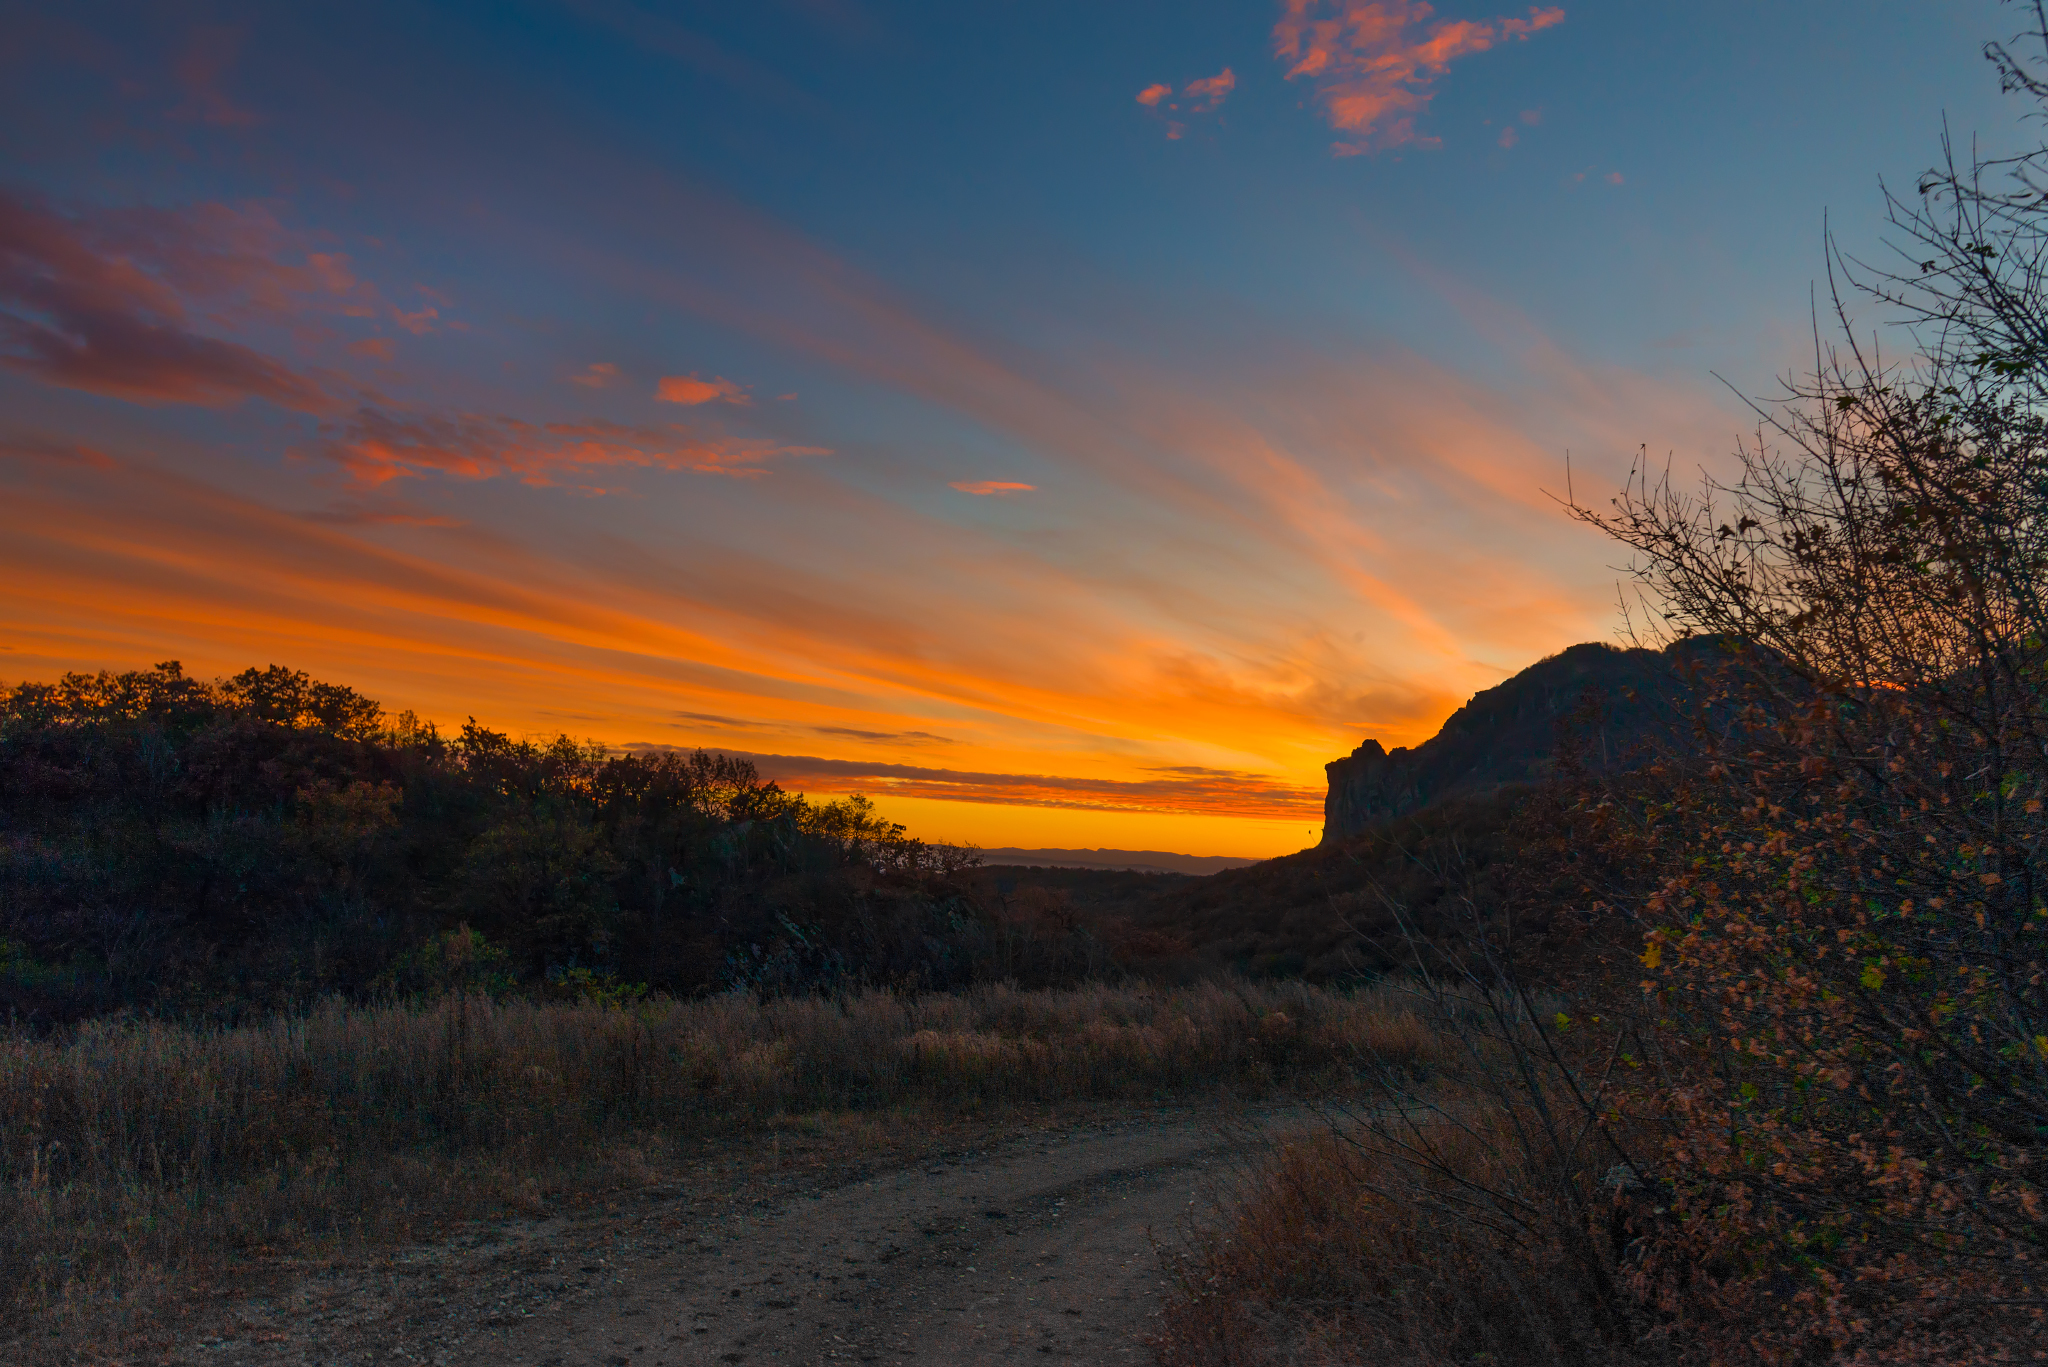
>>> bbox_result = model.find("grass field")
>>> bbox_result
[1,980,1435,1345]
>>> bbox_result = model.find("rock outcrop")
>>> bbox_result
[1322,641,1696,844]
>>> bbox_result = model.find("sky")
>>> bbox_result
[0,0,2024,857]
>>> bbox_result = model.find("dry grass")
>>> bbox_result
[0,979,1430,1342]
[1153,1099,1661,1367]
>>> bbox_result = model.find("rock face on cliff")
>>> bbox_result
[1322,641,1694,844]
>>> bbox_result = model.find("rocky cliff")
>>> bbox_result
[1322,641,1696,843]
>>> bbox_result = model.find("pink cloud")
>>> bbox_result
[1498,125,1518,148]
[1273,1,1565,154]
[1139,69,1234,140]
[391,303,439,335]
[316,409,828,488]
[172,27,259,128]
[1605,170,1624,184]
[656,372,750,405]
[949,480,1036,496]
[306,253,357,294]
[349,337,395,361]
[571,361,623,388]
[1519,106,1542,124]
[0,189,331,411]
[1182,67,1236,113]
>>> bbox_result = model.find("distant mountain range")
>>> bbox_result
[1323,640,1704,844]
[974,847,1263,876]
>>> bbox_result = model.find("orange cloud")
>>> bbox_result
[316,410,829,487]
[349,337,395,361]
[0,442,1341,835]
[663,750,1322,821]
[1182,67,1236,112]
[1138,69,1233,139]
[656,372,750,405]
[1273,1,1565,153]
[950,480,1035,496]
[571,361,623,388]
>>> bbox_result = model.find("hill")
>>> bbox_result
[976,847,1262,875]
[1321,640,1697,842]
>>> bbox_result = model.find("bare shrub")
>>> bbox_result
[1530,9,2048,1356]
[1156,1104,1659,1367]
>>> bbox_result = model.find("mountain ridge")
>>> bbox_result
[1322,639,1703,843]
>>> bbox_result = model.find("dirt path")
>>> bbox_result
[159,1110,1296,1367]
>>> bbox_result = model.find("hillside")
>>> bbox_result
[1321,639,1699,842]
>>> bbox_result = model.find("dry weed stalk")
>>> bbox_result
[0,980,1421,1333]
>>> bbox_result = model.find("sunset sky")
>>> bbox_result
[0,1,2015,856]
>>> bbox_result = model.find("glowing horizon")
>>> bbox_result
[0,2,2012,859]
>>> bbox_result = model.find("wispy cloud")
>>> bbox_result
[0,189,333,410]
[1137,68,1237,139]
[1273,1,1565,154]
[656,372,750,405]
[812,725,954,745]
[571,361,623,388]
[651,750,1322,821]
[564,0,818,111]
[1182,67,1236,113]
[172,26,259,128]
[315,409,828,488]
[950,479,1035,496]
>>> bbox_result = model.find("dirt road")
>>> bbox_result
[165,1111,1293,1367]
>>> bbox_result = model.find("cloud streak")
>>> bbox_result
[1182,67,1236,113]
[314,410,829,488]
[1273,1,1565,153]
[950,480,1034,496]
[657,372,751,405]
[0,189,332,409]
[648,749,1323,821]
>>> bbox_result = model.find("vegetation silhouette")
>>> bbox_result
[0,662,1109,1026]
